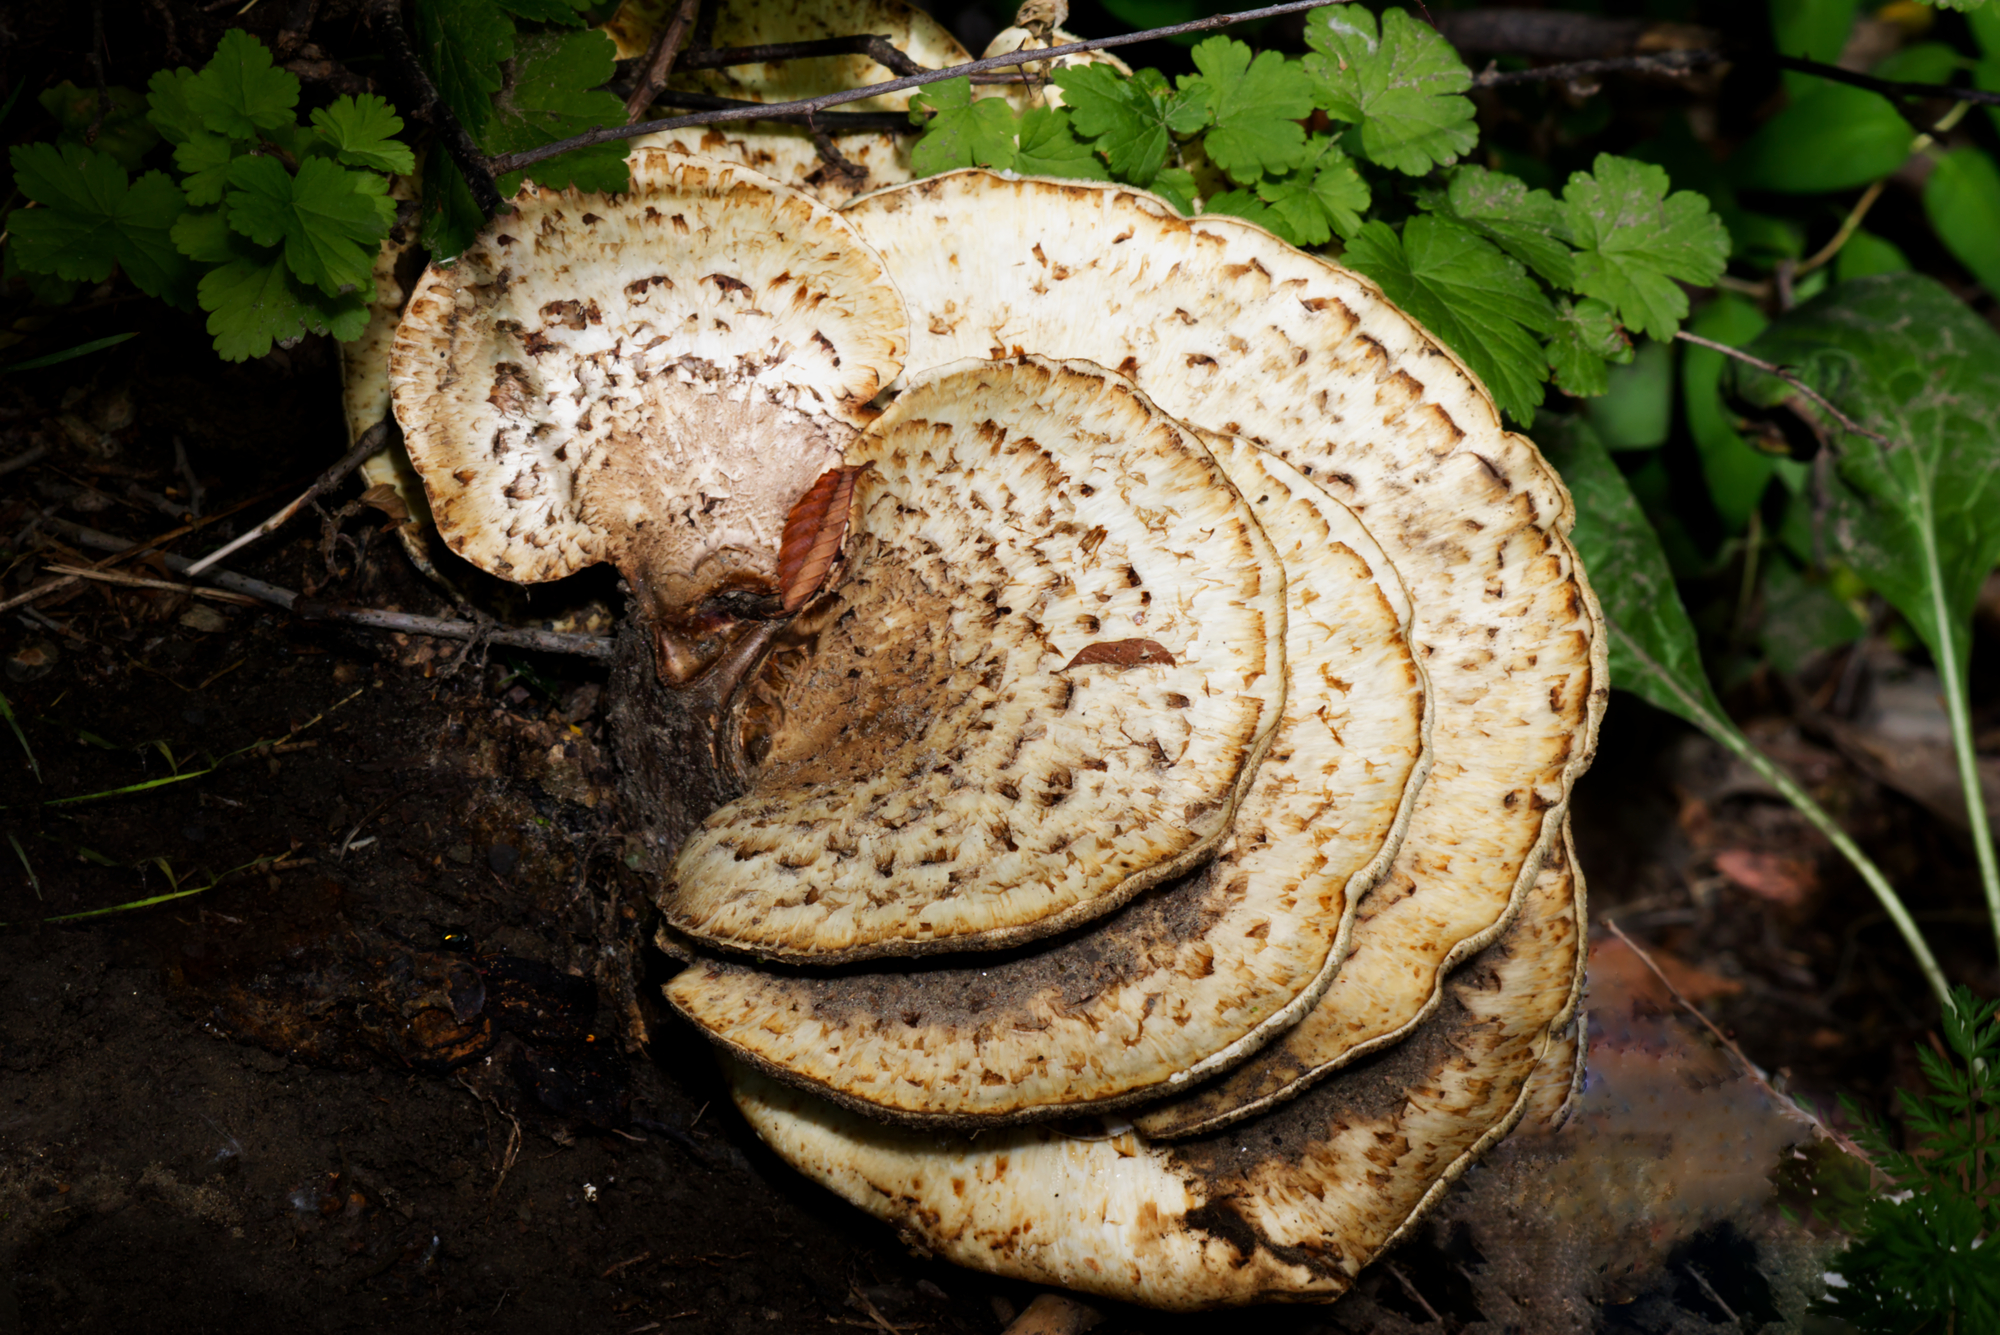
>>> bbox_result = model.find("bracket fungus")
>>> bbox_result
[387,148,1605,1309]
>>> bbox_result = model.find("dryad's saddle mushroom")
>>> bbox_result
[387,140,1605,1311]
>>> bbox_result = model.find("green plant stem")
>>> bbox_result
[1915,492,2000,963]
[1609,621,1954,1012]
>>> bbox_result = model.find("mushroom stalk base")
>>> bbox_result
[608,615,776,866]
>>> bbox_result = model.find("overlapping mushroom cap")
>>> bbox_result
[666,423,1430,1116]
[842,173,1605,1112]
[388,148,1605,1312]
[662,355,1289,961]
[389,150,907,678]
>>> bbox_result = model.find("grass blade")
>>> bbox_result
[8,832,41,899]
[0,689,39,783]
[1,332,139,374]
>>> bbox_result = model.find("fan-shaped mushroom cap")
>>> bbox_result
[662,0,970,112]
[844,171,1605,1100]
[730,824,1585,1309]
[389,151,908,678]
[666,434,1430,1120]
[661,356,1288,962]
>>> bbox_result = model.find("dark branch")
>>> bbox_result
[625,0,704,124]
[369,0,502,216]
[677,34,925,77]
[41,518,614,660]
[645,90,913,132]
[292,601,616,659]
[1473,48,1726,88]
[1775,52,2000,111]
[1674,331,1892,448]
[486,0,1348,177]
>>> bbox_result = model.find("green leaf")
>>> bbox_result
[185,28,299,140]
[1834,229,1909,282]
[485,28,631,195]
[38,82,160,170]
[6,142,193,305]
[1727,275,2000,689]
[1924,147,2000,298]
[417,146,487,262]
[1545,297,1630,400]
[1149,166,1198,214]
[196,252,370,361]
[1540,417,1731,728]
[1303,6,1476,176]
[1177,38,1311,184]
[1420,166,1574,287]
[1200,188,1286,235]
[910,78,1018,176]
[310,94,416,175]
[1343,216,1556,424]
[1563,153,1728,343]
[1772,0,1858,96]
[1682,293,1779,532]
[1054,64,1201,187]
[411,0,514,137]
[1729,82,1912,194]
[1014,107,1107,181]
[224,154,394,297]
[1821,1190,2000,1331]
[145,67,204,145]
[1583,337,1672,449]
[1972,4,2000,56]
[1760,555,1864,676]
[173,130,239,206]
[1979,55,2000,140]
[1254,133,1368,245]
[496,0,591,26]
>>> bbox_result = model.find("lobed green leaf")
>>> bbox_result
[311,94,416,175]
[1343,216,1554,424]
[185,28,299,140]
[486,28,631,195]
[1177,37,1312,184]
[1303,6,1475,176]
[7,142,193,306]
[1564,153,1728,342]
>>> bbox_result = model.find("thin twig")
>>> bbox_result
[676,34,925,77]
[642,90,911,131]
[1382,1261,1445,1324]
[624,0,704,123]
[1682,1264,1741,1325]
[183,421,387,576]
[369,0,502,215]
[42,564,258,604]
[1472,48,1725,88]
[292,600,614,659]
[1604,917,1883,1175]
[1671,331,1891,447]
[1776,52,2000,112]
[487,0,1351,176]
[41,517,616,659]
[1796,180,1886,277]
[0,444,49,477]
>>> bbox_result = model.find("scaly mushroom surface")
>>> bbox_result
[666,429,1431,1118]
[662,356,1289,961]
[843,172,1605,1132]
